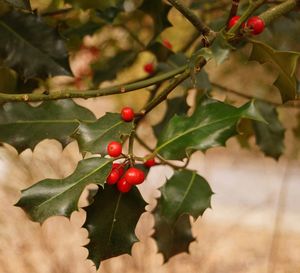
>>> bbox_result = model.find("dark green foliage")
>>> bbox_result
[0,10,71,79]
[84,185,146,268]
[0,100,95,152]
[153,170,213,261]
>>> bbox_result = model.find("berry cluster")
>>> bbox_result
[105,107,156,193]
[228,15,265,35]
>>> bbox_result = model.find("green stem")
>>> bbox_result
[167,0,211,35]
[0,66,186,103]
[260,0,297,24]
[135,134,189,170]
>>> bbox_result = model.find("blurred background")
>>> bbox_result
[0,0,300,272]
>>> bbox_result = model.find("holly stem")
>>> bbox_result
[226,0,240,26]
[0,65,186,103]
[134,134,190,170]
[167,0,211,35]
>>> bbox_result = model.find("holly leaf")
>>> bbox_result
[249,40,300,103]
[153,97,189,138]
[153,170,213,261]
[210,33,232,64]
[0,100,95,152]
[15,157,112,223]
[73,112,134,155]
[155,97,264,160]
[92,50,137,86]
[0,10,71,79]
[84,185,146,269]
[252,100,285,159]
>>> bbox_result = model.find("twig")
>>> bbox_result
[41,8,73,17]
[226,0,240,26]
[135,134,190,170]
[167,0,212,35]
[260,0,297,24]
[212,82,300,108]
[0,66,186,103]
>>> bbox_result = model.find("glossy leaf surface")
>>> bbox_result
[16,158,112,223]
[84,185,146,268]
[73,112,134,155]
[0,100,95,152]
[153,170,213,261]
[155,97,264,160]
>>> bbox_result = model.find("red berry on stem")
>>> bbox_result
[228,16,245,29]
[144,63,155,74]
[107,141,122,157]
[106,168,120,185]
[246,16,265,35]
[125,167,145,185]
[144,158,156,168]
[121,107,134,122]
[112,163,125,176]
[162,39,172,50]
[117,177,132,193]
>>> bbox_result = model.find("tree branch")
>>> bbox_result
[260,0,297,24]
[167,0,212,35]
[0,66,186,103]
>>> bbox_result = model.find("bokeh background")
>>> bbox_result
[0,0,300,272]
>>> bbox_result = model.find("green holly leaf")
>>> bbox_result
[73,112,134,155]
[252,100,285,159]
[15,157,112,223]
[92,50,137,86]
[84,185,146,269]
[155,97,264,160]
[210,33,232,64]
[153,97,189,138]
[0,10,71,80]
[153,170,213,261]
[249,40,300,103]
[0,100,95,152]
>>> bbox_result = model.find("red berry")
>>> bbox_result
[107,141,122,157]
[125,167,145,185]
[228,16,245,29]
[121,107,134,122]
[117,177,132,193]
[162,39,172,50]
[246,16,265,35]
[112,163,125,176]
[144,158,156,168]
[106,168,120,185]
[144,63,155,74]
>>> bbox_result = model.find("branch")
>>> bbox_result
[212,82,300,108]
[260,0,297,24]
[41,8,73,17]
[0,66,186,103]
[226,0,240,26]
[167,0,212,35]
